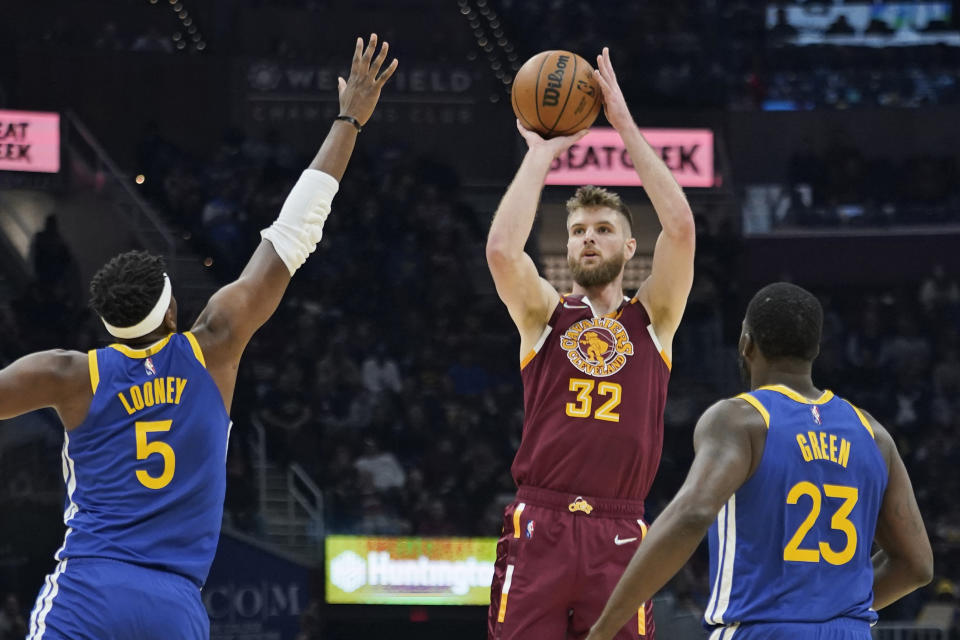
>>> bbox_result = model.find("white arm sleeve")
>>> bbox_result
[261,169,340,275]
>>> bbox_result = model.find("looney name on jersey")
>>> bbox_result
[796,431,851,468]
[560,317,634,377]
[118,377,188,415]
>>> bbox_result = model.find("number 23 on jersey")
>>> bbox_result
[784,481,859,565]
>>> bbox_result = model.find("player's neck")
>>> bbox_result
[751,362,820,398]
[119,328,174,349]
[571,282,625,316]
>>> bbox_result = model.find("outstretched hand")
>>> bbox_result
[594,47,633,131]
[337,34,399,126]
[516,120,589,158]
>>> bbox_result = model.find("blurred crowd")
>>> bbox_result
[754,143,960,229]
[492,0,960,110]
[8,0,960,111]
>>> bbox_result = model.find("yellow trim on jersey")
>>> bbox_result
[87,350,100,394]
[638,605,646,635]
[109,334,173,359]
[736,393,771,428]
[183,331,206,368]
[844,400,876,439]
[512,503,526,539]
[645,324,672,371]
[520,349,536,370]
[498,563,515,623]
[659,350,672,371]
[758,384,834,405]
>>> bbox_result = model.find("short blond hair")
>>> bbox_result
[565,185,633,234]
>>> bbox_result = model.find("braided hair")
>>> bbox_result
[89,251,167,328]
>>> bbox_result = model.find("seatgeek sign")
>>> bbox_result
[326,535,496,605]
[546,127,714,188]
[0,110,60,173]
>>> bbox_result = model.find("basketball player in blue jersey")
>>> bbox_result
[587,282,933,640]
[0,35,397,640]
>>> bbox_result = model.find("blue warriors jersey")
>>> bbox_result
[704,385,888,632]
[55,333,230,587]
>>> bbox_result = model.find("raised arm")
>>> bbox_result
[869,413,933,609]
[190,35,397,402]
[594,47,695,348]
[586,399,762,640]
[486,123,586,356]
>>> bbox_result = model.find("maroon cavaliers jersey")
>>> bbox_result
[512,294,671,500]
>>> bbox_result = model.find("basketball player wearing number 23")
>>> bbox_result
[587,284,933,640]
[485,47,695,639]
[0,35,397,639]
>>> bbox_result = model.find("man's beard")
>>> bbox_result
[568,252,625,288]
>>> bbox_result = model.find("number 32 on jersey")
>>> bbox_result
[565,378,622,422]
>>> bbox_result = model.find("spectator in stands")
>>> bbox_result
[826,15,856,36]
[353,435,405,493]
[361,344,403,397]
[255,363,313,467]
[131,26,174,53]
[0,594,27,640]
[920,265,960,312]
[93,21,126,52]
[355,495,411,535]
[769,8,797,41]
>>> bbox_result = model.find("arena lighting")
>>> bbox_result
[459,0,518,94]
[147,0,206,52]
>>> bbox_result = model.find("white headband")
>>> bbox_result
[101,273,172,340]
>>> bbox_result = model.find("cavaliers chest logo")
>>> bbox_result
[560,317,634,377]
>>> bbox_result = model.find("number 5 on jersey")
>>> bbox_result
[565,378,622,422]
[136,420,176,489]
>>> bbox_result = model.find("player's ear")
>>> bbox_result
[624,236,637,260]
[738,327,751,357]
[164,298,178,333]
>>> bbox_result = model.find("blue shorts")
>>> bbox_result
[27,557,208,640]
[708,617,871,640]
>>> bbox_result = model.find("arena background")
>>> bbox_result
[1,1,959,638]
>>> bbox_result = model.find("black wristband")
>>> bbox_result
[335,114,362,132]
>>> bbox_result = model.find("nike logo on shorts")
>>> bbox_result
[614,535,638,545]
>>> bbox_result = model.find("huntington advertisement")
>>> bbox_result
[326,536,497,605]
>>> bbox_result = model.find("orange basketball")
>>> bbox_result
[511,50,602,138]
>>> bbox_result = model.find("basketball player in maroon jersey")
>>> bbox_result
[485,48,695,639]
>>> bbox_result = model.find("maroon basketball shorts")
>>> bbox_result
[488,486,654,640]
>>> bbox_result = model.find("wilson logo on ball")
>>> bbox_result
[542,55,569,107]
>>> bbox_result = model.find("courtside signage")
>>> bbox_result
[325,535,496,605]
[0,110,60,174]
[546,127,714,188]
